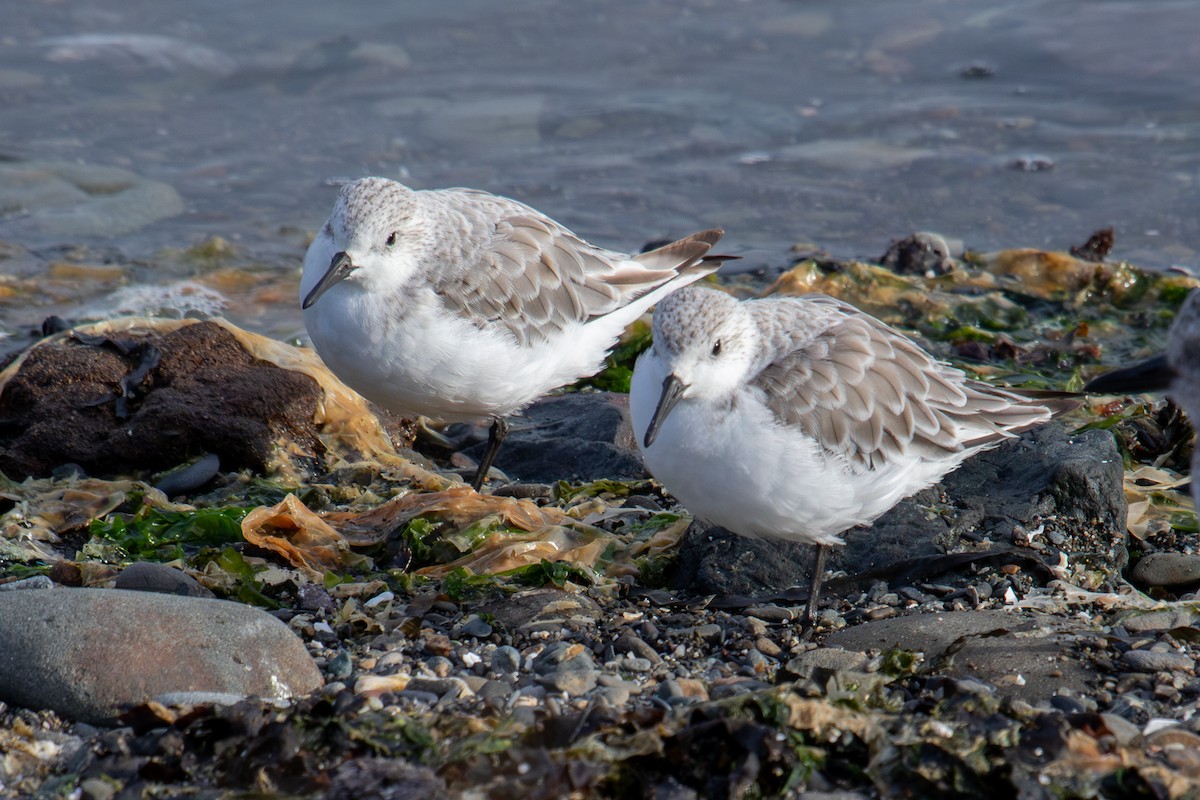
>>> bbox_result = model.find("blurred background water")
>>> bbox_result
[1,0,1198,349]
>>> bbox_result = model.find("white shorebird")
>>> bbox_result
[630,286,1075,621]
[1085,288,1199,504]
[300,177,730,489]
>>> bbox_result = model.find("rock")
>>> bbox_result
[841,425,1127,582]
[456,615,493,639]
[476,588,602,633]
[1131,553,1200,588]
[532,641,596,675]
[1122,650,1194,673]
[539,668,599,696]
[324,756,449,800]
[0,161,184,239]
[0,321,324,479]
[613,630,663,665]
[490,645,522,674]
[113,561,214,598]
[785,647,869,675]
[671,523,815,596]
[0,587,322,723]
[462,392,644,483]
[880,231,957,277]
[825,609,1094,706]
[79,778,117,800]
[1121,609,1198,633]
[672,425,1127,596]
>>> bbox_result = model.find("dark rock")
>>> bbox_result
[672,425,1127,596]
[327,650,353,681]
[880,231,956,276]
[456,615,493,639]
[324,756,449,800]
[671,523,815,596]
[113,561,214,598]
[462,392,644,483]
[825,609,1094,706]
[0,587,322,723]
[842,425,1126,581]
[490,645,522,674]
[1131,553,1200,588]
[0,322,325,479]
[154,452,221,496]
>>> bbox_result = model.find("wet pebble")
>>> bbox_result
[327,650,353,681]
[744,605,794,623]
[491,645,521,674]
[426,656,452,678]
[614,630,663,665]
[114,561,215,597]
[457,615,494,639]
[539,668,598,696]
[1131,554,1200,588]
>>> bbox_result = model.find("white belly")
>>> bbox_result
[304,285,620,422]
[630,351,971,544]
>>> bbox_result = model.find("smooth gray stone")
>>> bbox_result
[1122,649,1195,673]
[113,561,214,598]
[0,587,322,723]
[825,609,1093,706]
[1131,553,1200,588]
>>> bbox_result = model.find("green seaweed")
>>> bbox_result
[89,505,250,562]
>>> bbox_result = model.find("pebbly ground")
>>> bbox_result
[0,244,1197,799]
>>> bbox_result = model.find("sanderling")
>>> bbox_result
[1085,288,1199,504]
[630,286,1075,621]
[300,177,730,489]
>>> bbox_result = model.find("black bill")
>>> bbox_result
[301,251,356,309]
[643,373,686,448]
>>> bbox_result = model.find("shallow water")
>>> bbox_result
[1,0,1198,347]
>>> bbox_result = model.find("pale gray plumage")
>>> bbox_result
[300,177,729,489]
[631,286,1074,621]
[747,295,1063,468]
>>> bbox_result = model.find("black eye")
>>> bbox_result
[711,339,722,357]
[385,232,398,247]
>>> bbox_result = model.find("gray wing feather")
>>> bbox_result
[751,296,1056,469]
[435,207,724,346]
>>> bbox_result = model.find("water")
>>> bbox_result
[1,0,1198,348]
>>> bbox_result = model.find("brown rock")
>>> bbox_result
[0,321,323,478]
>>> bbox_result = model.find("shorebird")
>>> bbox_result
[300,177,730,489]
[631,285,1076,621]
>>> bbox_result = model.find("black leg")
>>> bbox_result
[803,544,828,625]
[471,417,509,491]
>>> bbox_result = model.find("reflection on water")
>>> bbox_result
[1,0,1198,345]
